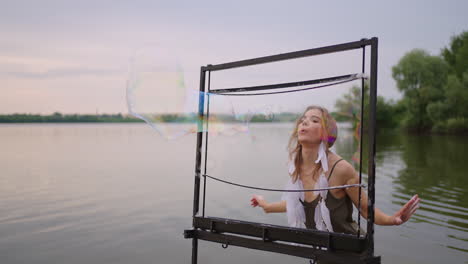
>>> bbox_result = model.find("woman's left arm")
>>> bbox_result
[341,164,420,226]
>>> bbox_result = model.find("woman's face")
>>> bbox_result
[297,109,324,145]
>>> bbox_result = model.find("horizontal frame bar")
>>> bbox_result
[204,38,374,72]
[193,216,366,253]
[184,229,380,264]
[209,74,356,94]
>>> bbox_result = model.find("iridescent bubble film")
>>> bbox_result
[126,45,253,140]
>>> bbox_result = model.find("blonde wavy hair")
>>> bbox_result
[288,105,338,183]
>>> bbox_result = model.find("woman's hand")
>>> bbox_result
[392,194,421,225]
[251,195,287,213]
[251,194,266,208]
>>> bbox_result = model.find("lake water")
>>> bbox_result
[0,123,467,264]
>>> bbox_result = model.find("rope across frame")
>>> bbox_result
[203,174,366,192]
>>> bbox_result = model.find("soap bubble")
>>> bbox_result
[126,44,252,140]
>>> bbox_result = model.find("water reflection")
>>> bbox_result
[0,124,467,263]
[378,132,468,253]
[336,128,468,255]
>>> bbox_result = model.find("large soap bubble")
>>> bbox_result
[126,45,252,140]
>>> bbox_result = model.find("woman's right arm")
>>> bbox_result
[251,194,287,213]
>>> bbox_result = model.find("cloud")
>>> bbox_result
[0,55,124,79]
[1,67,123,79]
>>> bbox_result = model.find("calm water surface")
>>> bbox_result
[0,124,467,264]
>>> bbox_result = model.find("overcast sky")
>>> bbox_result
[1,0,467,114]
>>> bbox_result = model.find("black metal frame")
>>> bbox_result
[185,38,380,264]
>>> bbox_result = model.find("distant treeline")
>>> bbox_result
[0,113,141,123]
[0,112,302,123]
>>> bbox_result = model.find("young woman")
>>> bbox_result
[251,105,420,234]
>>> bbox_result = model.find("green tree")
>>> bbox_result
[334,84,364,123]
[427,31,468,133]
[442,31,468,78]
[375,97,403,129]
[392,49,448,131]
[445,73,468,118]
[429,72,468,133]
[334,83,401,130]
